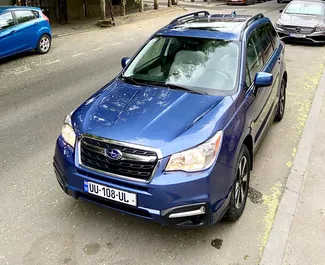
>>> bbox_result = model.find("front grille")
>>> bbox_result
[79,137,158,181]
[284,25,314,34]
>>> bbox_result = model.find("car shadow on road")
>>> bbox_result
[64,197,234,249]
[0,51,37,65]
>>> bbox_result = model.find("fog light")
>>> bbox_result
[169,206,206,219]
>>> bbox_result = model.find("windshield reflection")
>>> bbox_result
[123,37,240,95]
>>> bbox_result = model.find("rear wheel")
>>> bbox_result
[37,34,51,54]
[225,145,250,222]
[274,79,286,122]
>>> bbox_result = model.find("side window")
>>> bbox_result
[256,24,274,62]
[269,23,277,48]
[32,10,40,18]
[246,31,264,87]
[0,12,14,30]
[15,10,36,24]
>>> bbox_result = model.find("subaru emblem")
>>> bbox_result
[105,149,123,160]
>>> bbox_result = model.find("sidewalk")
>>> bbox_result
[51,6,184,38]
[260,64,325,264]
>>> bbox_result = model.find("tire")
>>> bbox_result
[36,34,51,54]
[225,145,251,222]
[274,78,286,122]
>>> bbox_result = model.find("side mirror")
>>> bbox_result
[279,9,283,13]
[254,72,273,88]
[121,57,130,68]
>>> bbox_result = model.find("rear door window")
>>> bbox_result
[256,24,274,62]
[14,10,36,24]
[246,31,264,87]
[0,12,15,30]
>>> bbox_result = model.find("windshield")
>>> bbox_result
[284,1,325,15]
[122,36,240,95]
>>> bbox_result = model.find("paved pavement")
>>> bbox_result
[260,59,325,265]
[0,2,325,265]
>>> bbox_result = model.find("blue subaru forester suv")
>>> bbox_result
[54,11,287,227]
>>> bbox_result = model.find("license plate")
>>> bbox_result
[289,33,306,38]
[84,181,137,207]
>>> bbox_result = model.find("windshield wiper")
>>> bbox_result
[165,83,208,95]
[120,75,143,86]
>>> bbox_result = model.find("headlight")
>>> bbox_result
[61,113,76,148]
[315,25,325,32]
[165,131,223,172]
[275,20,283,28]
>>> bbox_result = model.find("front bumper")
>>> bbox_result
[53,136,235,228]
[276,27,325,44]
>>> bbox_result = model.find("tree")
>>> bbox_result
[139,0,144,12]
[100,0,106,20]
[121,0,126,16]
[168,0,171,7]
[154,0,159,10]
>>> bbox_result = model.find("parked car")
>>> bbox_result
[54,11,287,228]
[275,0,325,43]
[0,6,52,60]
[226,0,258,5]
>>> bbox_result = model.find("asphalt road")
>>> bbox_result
[1,2,325,265]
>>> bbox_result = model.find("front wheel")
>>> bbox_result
[274,79,286,122]
[37,34,51,54]
[225,145,251,222]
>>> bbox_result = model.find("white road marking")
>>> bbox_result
[128,38,136,41]
[14,68,31,75]
[72,53,85,57]
[93,47,104,51]
[46,60,61,65]
[111,42,122,46]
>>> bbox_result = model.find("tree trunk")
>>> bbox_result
[168,0,171,7]
[121,0,126,16]
[100,0,106,20]
[106,0,115,23]
[139,0,144,12]
[154,0,159,10]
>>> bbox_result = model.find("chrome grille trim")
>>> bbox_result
[76,134,163,183]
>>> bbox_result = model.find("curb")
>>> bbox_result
[259,65,325,264]
[52,6,185,39]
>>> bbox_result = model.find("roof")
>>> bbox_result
[0,6,41,13]
[156,11,268,41]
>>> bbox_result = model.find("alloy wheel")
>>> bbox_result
[39,36,50,53]
[235,156,249,209]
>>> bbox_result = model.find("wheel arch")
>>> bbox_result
[242,134,253,170]
[283,71,288,87]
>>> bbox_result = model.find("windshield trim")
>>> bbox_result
[119,35,242,97]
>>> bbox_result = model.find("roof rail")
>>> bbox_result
[241,13,264,32]
[168,11,210,25]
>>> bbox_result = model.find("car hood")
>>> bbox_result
[280,13,325,27]
[73,79,233,157]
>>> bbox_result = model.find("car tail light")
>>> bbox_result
[42,13,49,22]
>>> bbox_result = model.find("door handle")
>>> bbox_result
[10,30,16,34]
[34,22,39,26]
